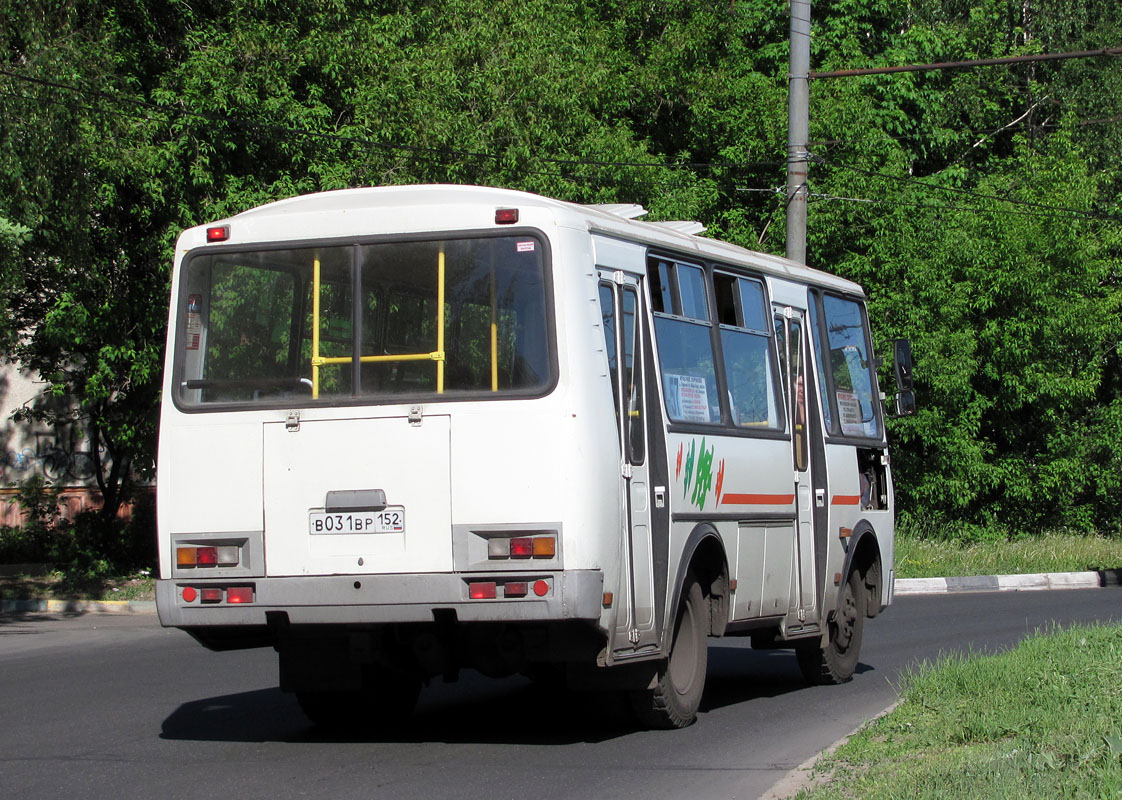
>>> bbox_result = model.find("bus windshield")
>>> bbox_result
[174,234,551,407]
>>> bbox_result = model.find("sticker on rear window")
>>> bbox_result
[516,241,535,253]
[186,294,202,350]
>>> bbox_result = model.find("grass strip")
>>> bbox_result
[0,571,154,601]
[895,531,1122,578]
[799,623,1122,799]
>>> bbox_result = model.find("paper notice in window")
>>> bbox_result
[837,390,863,436]
[669,374,710,423]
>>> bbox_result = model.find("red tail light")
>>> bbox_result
[509,537,534,558]
[226,586,254,604]
[469,581,497,599]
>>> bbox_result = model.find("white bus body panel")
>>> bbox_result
[158,420,264,575]
[262,414,452,576]
[156,185,896,669]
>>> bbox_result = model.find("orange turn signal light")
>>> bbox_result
[532,537,556,557]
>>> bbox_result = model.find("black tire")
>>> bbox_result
[796,567,866,685]
[630,572,708,729]
[296,666,421,729]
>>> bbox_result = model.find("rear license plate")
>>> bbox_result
[309,507,405,535]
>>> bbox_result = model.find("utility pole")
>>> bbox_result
[786,0,811,264]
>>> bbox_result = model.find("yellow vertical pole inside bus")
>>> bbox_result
[490,267,498,391]
[312,255,321,399]
[436,248,446,394]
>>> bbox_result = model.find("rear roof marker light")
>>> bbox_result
[206,225,230,242]
[495,208,519,224]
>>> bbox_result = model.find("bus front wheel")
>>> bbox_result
[630,572,708,729]
[796,567,865,685]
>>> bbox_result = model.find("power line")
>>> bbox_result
[748,179,1120,223]
[0,67,504,163]
[811,45,1122,79]
[3,68,1118,225]
[810,108,1122,152]
[807,189,1118,222]
[818,158,1122,222]
[0,68,785,175]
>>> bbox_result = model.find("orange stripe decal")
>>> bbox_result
[722,493,796,506]
[832,495,861,506]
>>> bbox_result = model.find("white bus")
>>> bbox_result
[156,185,914,729]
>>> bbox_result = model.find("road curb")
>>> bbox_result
[0,598,157,615]
[759,700,903,799]
[895,569,1122,595]
[2,569,1119,615]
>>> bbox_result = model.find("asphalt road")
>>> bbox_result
[2,588,1120,800]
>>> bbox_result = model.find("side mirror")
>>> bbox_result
[894,339,914,392]
[889,339,916,418]
[894,389,916,417]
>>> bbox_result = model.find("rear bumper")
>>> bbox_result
[156,570,604,628]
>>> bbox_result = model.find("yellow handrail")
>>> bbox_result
[317,353,442,365]
[490,266,498,391]
[309,248,447,396]
[436,248,446,394]
[312,255,321,399]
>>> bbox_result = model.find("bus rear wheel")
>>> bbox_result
[630,573,708,729]
[796,568,865,685]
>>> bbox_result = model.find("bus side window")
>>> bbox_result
[714,273,782,430]
[818,293,881,439]
[807,291,835,434]
[649,257,720,425]
[622,286,644,464]
[598,283,622,443]
[790,319,808,471]
[598,282,645,464]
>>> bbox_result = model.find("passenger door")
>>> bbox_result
[775,307,819,624]
[598,271,659,654]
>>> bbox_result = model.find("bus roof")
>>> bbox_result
[215,184,864,297]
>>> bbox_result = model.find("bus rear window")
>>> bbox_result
[175,235,551,406]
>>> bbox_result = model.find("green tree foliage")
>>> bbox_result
[0,0,1119,539]
[0,3,177,517]
[807,0,1122,535]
